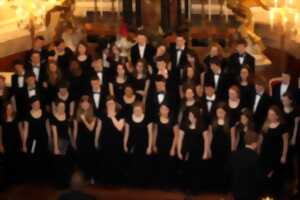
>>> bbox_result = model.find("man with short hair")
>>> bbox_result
[226,131,265,200]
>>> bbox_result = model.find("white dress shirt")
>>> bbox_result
[157,93,165,104]
[253,92,262,113]
[93,91,101,109]
[176,47,184,66]
[239,55,245,65]
[214,74,220,88]
[280,83,289,96]
[28,88,36,97]
[206,94,216,112]
[97,72,103,84]
[33,66,40,80]
[138,45,146,58]
[17,76,24,88]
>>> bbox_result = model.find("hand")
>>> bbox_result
[290,139,296,146]
[280,155,287,164]
[178,152,183,160]
[43,82,48,88]
[54,148,61,155]
[202,153,209,160]
[146,147,152,155]
[22,146,27,153]
[124,146,128,153]
[169,148,175,157]
[152,146,158,154]
[267,171,274,178]
[107,111,116,118]
[0,145,5,154]
[95,143,99,150]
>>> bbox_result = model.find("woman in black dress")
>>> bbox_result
[109,63,131,105]
[132,59,151,103]
[177,106,209,193]
[74,96,101,183]
[260,106,289,198]
[227,85,242,127]
[209,102,231,191]
[100,96,125,185]
[153,104,178,188]
[124,101,153,187]
[0,102,21,183]
[203,43,226,72]
[186,49,204,76]
[237,66,255,108]
[76,42,92,75]
[54,39,74,77]
[0,76,12,120]
[120,84,139,121]
[21,97,49,181]
[50,100,73,188]
[230,108,255,151]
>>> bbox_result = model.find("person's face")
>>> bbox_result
[205,86,215,97]
[240,68,249,81]
[106,100,116,110]
[187,67,194,79]
[210,46,219,56]
[188,112,196,124]
[137,35,146,46]
[136,62,144,73]
[6,104,14,116]
[157,61,167,71]
[156,45,166,56]
[80,100,90,111]
[15,64,24,74]
[78,44,87,55]
[268,109,279,123]
[57,42,65,51]
[240,114,249,126]
[32,101,40,110]
[216,108,226,119]
[133,106,143,117]
[229,88,239,100]
[237,44,246,54]
[91,79,100,89]
[159,105,169,117]
[34,39,43,49]
[176,36,185,48]
[281,95,292,107]
[156,81,165,91]
[56,102,65,113]
[92,59,103,71]
[117,64,125,76]
[49,63,58,72]
[282,73,291,84]
[59,88,68,96]
[210,63,220,74]
[31,53,40,64]
[187,54,195,63]
[26,76,36,86]
[185,88,194,100]
[124,86,134,96]
[255,84,264,94]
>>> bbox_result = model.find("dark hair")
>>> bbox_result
[244,131,259,145]
[35,35,45,41]
[254,75,266,87]
[212,102,230,132]
[209,56,221,66]
[13,59,24,67]
[237,38,247,46]
[155,75,166,83]
[54,39,65,46]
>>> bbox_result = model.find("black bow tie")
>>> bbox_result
[256,93,262,97]
[93,91,101,94]
[239,54,245,58]
[176,48,184,52]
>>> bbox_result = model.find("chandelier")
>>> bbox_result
[269,0,299,32]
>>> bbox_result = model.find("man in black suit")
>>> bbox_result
[228,38,255,78]
[200,83,219,124]
[169,33,188,82]
[251,76,271,131]
[58,170,96,200]
[88,75,107,118]
[271,72,296,106]
[226,131,265,200]
[26,51,47,88]
[204,57,229,100]
[25,36,48,65]
[130,32,155,66]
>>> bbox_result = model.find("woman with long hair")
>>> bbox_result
[177,106,210,193]
[0,101,22,183]
[76,42,92,74]
[50,100,73,188]
[230,108,255,151]
[238,66,255,108]
[227,85,242,127]
[73,95,101,183]
[260,105,289,198]
[100,96,125,185]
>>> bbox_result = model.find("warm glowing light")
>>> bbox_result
[0,0,4,6]
[270,10,275,29]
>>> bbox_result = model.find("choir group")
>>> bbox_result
[0,32,300,198]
